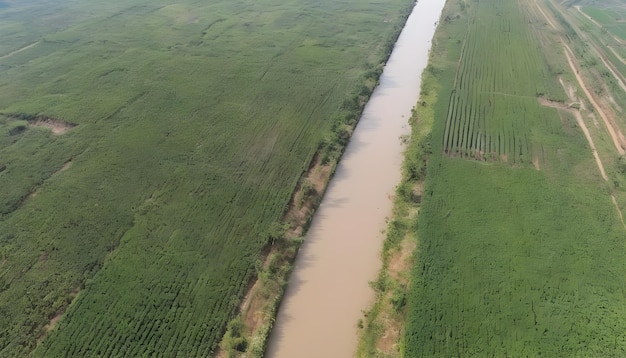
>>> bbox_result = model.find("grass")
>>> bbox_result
[581,6,626,42]
[0,0,414,355]
[440,0,566,163]
[395,0,626,356]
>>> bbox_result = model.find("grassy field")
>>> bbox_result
[400,0,626,356]
[0,0,413,355]
[581,5,626,42]
[440,0,565,163]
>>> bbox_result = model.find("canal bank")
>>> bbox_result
[265,0,447,356]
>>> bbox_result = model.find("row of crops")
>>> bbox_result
[442,0,563,164]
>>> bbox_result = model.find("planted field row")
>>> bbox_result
[442,0,563,164]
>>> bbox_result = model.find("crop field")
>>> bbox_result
[441,0,565,163]
[0,0,412,356]
[404,0,626,356]
[581,6,626,42]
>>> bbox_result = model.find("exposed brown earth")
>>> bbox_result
[37,287,81,344]
[375,230,416,355]
[30,117,77,135]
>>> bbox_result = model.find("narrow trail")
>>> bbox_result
[612,195,626,230]
[537,97,608,180]
[562,43,626,155]
[570,109,609,180]
[575,5,602,29]
[0,41,40,60]
[580,34,626,96]
[535,0,557,30]
[574,5,626,45]
[608,45,626,66]
[539,82,626,232]
[596,50,626,94]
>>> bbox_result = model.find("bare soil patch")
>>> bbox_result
[372,233,416,356]
[30,117,77,135]
[3,113,77,135]
[37,287,81,344]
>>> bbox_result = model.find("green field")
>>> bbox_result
[404,0,626,356]
[441,0,565,163]
[0,0,413,355]
[582,5,626,42]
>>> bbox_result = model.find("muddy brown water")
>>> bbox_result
[265,0,446,357]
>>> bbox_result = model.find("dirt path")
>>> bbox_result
[562,43,626,155]
[575,6,602,29]
[608,45,626,66]
[535,0,557,30]
[0,41,40,60]
[585,42,626,95]
[574,6,626,45]
[570,108,609,180]
[612,195,626,230]
[538,97,608,179]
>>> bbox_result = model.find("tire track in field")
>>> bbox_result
[574,5,626,45]
[538,96,608,180]
[588,44,626,95]
[534,0,557,30]
[608,45,626,66]
[612,195,626,230]
[0,41,40,60]
[575,6,602,28]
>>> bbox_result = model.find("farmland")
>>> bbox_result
[441,0,565,163]
[0,0,414,356]
[359,0,626,356]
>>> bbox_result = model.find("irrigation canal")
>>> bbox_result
[265,0,447,356]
